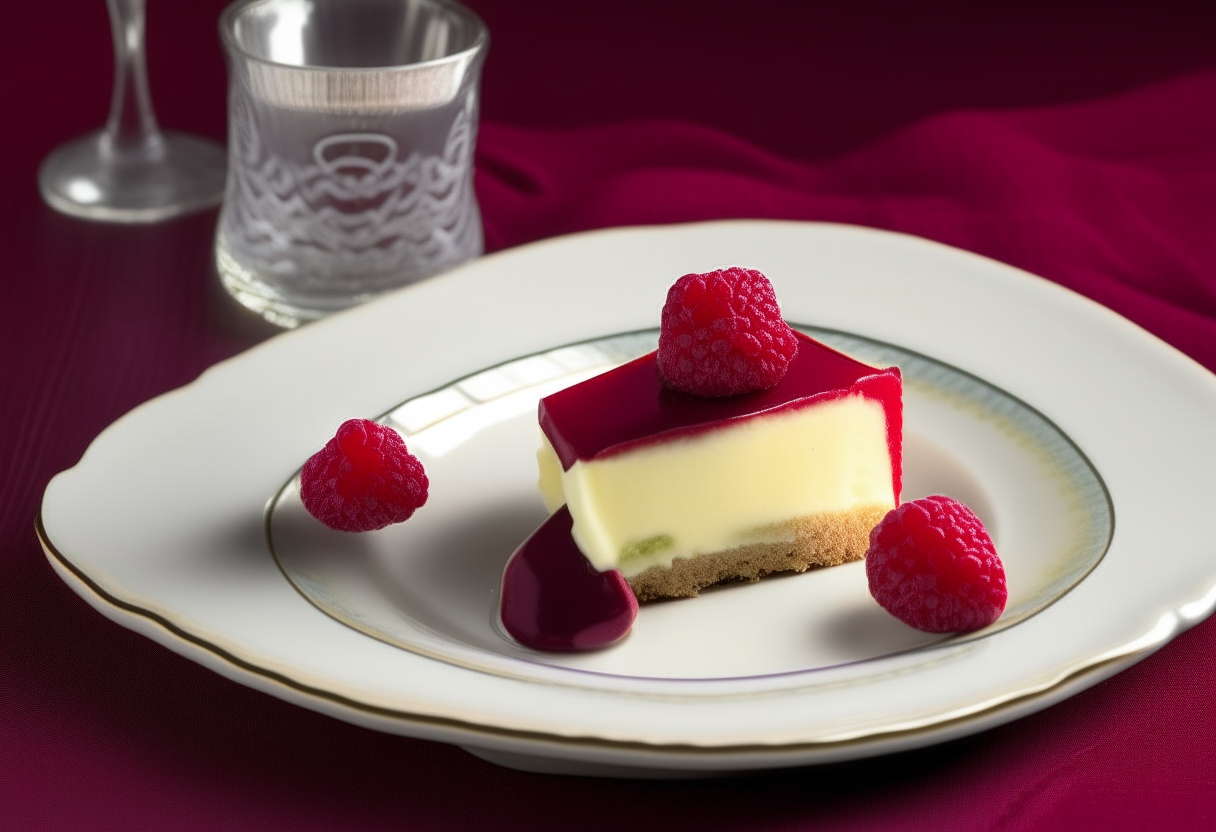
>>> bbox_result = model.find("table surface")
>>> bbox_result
[3,1,1214,829]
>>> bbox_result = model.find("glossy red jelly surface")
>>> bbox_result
[540,331,903,502]
[500,506,639,652]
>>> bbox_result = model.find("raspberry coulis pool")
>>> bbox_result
[499,506,639,652]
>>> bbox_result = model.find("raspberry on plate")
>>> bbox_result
[657,267,799,397]
[865,496,1006,633]
[300,419,428,532]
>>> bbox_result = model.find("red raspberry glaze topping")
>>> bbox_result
[300,419,428,532]
[657,267,799,397]
[865,496,1006,633]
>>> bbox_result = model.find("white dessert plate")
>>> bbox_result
[39,221,1216,778]
[268,326,1112,681]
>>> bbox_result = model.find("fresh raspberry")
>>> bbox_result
[300,419,428,532]
[657,267,799,397]
[865,496,1006,633]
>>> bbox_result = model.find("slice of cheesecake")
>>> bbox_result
[537,331,902,600]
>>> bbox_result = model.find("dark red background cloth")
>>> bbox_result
[2,1,1214,829]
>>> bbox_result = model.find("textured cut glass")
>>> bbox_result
[215,0,488,327]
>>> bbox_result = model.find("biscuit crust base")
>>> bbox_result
[626,504,890,602]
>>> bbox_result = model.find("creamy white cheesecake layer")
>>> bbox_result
[537,394,895,578]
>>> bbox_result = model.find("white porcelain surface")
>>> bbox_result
[40,221,1216,776]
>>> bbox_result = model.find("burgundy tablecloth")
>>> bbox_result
[2,2,1214,830]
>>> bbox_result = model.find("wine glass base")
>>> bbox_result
[38,130,227,224]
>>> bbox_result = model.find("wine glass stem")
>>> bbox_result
[103,0,164,160]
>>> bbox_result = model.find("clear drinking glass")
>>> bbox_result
[38,0,227,223]
[215,0,488,328]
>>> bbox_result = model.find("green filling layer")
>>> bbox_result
[619,534,673,566]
